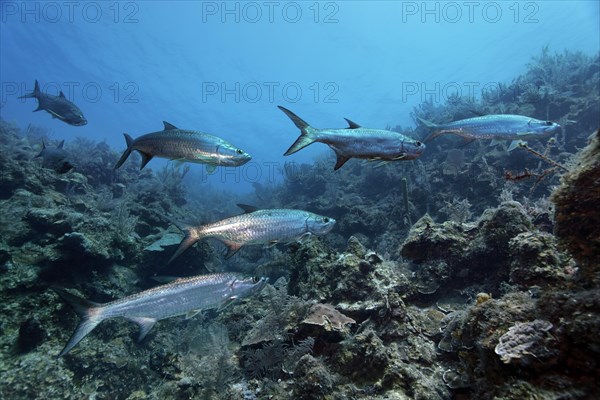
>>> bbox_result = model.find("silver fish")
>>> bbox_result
[418,114,561,151]
[168,204,336,263]
[35,140,74,173]
[19,80,87,126]
[114,121,251,170]
[54,273,267,356]
[278,106,426,170]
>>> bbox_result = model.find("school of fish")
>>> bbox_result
[20,79,563,356]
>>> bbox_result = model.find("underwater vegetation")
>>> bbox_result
[0,48,599,399]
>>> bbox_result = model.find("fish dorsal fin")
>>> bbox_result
[344,118,361,129]
[163,121,178,130]
[150,275,179,284]
[57,140,65,149]
[237,204,259,213]
[469,109,485,117]
[59,91,66,98]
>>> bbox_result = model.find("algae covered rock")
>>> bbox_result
[551,129,600,282]
[400,202,536,295]
[400,214,470,264]
[291,355,335,400]
[508,231,574,287]
[332,328,389,383]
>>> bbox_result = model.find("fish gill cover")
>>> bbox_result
[0,2,599,400]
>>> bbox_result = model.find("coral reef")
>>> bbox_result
[494,319,555,364]
[1,48,599,399]
[551,129,600,283]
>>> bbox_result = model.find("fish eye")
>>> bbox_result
[252,276,260,283]
[416,141,422,146]
[236,149,244,154]
[545,121,553,126]
[323,217,330,223]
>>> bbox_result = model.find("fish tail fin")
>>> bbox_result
[166,218,202,264]
[278,105,319,155]
[18,79,41,99]
[114,133,134,169]
[53,288,104,357]
[416,117,442,142]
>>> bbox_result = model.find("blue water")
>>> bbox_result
[1,1,598,191]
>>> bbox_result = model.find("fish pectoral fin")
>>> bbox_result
[373,161,389,168]
[489,139,501,146]
[334,152,351,171]
[266,240,279,248]
[128,317,157,342]
[206,165,217,174]
[296,232,312,244]
[223,241,242,259]
[458,138,476,148]
[47,109,65,120]
[217,297,238,312]
[185,309,202,319]
[393,154,407,161]
[163,121,178,130]
[516,131,532,136]
[171,159,186,168]
[508,140,527,151]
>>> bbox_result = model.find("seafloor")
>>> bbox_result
[1,49,599,399]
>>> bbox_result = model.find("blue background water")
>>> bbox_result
[1,1,598,191]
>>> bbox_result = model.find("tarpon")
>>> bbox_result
[114,121,251,170]
[168,204,336,263]
[418,114,561,151]
[54,273,268,356]
[35,140,74,173]
[278,106,426,170]
[19,80,87,126]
